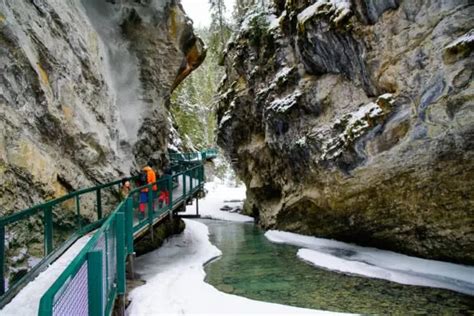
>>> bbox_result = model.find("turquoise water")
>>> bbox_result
[202,220,474,315]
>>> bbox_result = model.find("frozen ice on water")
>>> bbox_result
[266,230,474,295]
[127,220,352,315]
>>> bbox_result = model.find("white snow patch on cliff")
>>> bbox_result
[445,29,474,50]
[265,230,474,295]
[268,90,302,113]
[297,0,351,25]
[311,94,392,161]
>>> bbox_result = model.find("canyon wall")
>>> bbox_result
[0,0,204,276]
[217,0,474,263]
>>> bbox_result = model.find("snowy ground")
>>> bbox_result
[265,230,474,295]
[1,234,92,315]
[127,219,350,316]
[182,178,253,223]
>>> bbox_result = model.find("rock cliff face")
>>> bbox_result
[0,0,204,214]
[217,0,474,263]
[0,0,204,272]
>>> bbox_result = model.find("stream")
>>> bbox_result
[202,219,474,315]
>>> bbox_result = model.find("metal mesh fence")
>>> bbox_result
[106,219,117,295]
[35,163,205,316]
[94,235,106,315]
[52,261,89,316]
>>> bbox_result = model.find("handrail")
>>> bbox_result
[37,162,205,316]
[0,175,137,303]
[169,148,218,162]
[0,177,135,227]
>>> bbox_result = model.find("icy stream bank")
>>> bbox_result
[265,231,474,295]
[128,180,473,314]
[127,220,346,315]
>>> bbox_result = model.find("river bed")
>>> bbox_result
[203,219,474,315]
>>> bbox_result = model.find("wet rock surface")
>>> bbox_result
[217,0,474,263]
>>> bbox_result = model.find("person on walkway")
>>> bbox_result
[139,162,158,216]
[158,166,172,208]
[120,178,131,200]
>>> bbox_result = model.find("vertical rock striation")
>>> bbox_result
[217,0,474,263]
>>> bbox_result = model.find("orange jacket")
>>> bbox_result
[142,166,158,192]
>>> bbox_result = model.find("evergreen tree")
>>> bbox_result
[208,0,232,52]
[170,27,222,150]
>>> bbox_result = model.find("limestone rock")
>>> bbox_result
[217,0,474,263]
[0,0,204,279]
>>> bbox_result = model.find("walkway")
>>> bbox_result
[0,150,216,316]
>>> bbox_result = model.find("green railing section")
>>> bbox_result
[38,163,204,316]
[37,201,128,316]
[203,148,218,159]
[169,148,218,162]
[0,175,137,303]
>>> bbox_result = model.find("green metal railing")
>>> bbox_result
[37,162,204,316]
[0,175,137,305]
[37,200,128,316]
[203,148,218,159]
[169,148,218,162]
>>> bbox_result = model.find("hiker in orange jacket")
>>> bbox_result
[139,162,158,214]
[143,165,158,192]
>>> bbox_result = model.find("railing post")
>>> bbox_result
[147,188,153,221]
[198,165,201,188]
[76,195,81,230]
[125,198,134,254]
[182,172,186,198]
[97,188,102,220]
[0,225,5,296]
[147,187,154,241]
[88,250,104,316]
[169,176,173,211]
[44,206,53,256]
[190,169,193,193]
[116,212,126,295]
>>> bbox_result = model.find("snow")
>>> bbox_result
[240,8,283,33]
[240,10,262,31]
[268,14,279,30]
[265,230,474,295]
[1,235,92,315]
[378,93,394,101]
[316,94,392,161]
[297,0,351,25]
[274,66,294,83]
[182,179,253,223]
[218,111,233,129]
[268,90,302,113]
[297,0,351,24]
[296,135,307,147]
[127,220,350,315]
[445,29,474,50]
